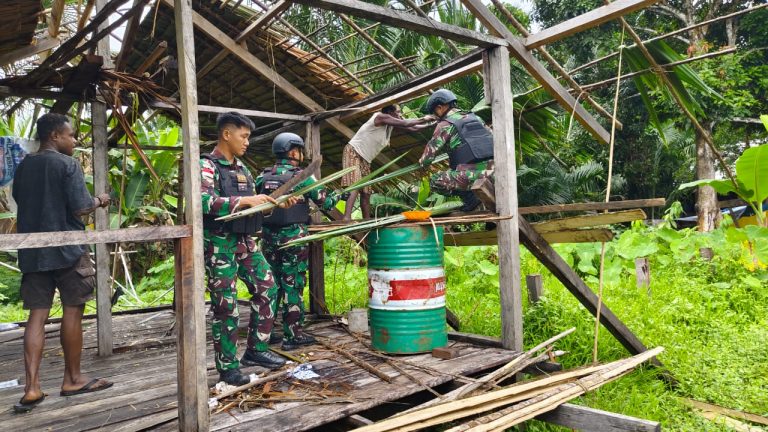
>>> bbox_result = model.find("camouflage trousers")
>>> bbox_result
[204,231,278,372]
[429,160,495,196]
[261,224,309,340]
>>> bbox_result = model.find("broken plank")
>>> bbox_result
[536,403,661,432]
[532,209,646,233]
[519,198,665,215]
[681,398,768,427]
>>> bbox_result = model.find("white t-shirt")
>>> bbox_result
[348,114,394,163]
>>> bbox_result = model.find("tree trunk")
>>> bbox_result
[695,125,720,232]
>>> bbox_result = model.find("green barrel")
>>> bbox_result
[367,226,447,354]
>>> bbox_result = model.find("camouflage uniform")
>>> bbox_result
[256,159,339,340]
[201,148,279,372]
[418,108,494,196]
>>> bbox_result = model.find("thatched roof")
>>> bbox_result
[122,2,433,172]
[0,0,42,56]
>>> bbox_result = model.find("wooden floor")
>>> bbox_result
[0,307,519,431]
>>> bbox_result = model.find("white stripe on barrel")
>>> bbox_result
[368,267,446,310]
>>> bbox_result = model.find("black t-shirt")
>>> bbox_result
[12,150,94,273]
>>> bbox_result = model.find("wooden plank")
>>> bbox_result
[0,85,84,101]
[0,38,60,67]
[0,226,191,251]
[485,46,522,351]
[518,216,651,357]
[681,399,768,427]
[114,0,144,71]
[173,0,208,427]
[290,0,508,47]
[525,0,659,49]
[536,403,661,431]
[307,121,326,314]
[519,198,665,215]
[460,0,611,144]
[134,41,168,75]
[532,209,646,233]
[149,101,310,122]
[526,274,542,304]
[235,0,290,43]
[92,99,113,357]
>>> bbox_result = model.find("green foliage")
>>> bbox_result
[679,144,768,226]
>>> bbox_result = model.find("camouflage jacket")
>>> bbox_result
[419,108,467,166]
[200,147,257,249]
[255,159,339,215]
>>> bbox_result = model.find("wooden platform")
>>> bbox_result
[0,307,519,431]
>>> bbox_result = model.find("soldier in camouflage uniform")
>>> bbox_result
[201,112,295,386]
[257,133,340,351]
[419,89,495,212]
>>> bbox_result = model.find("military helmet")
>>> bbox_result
[272,132,305,155]
[425,88,458,114]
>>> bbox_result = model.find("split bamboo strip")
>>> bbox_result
[450,347,664,432]
[342,154,449,194]
[216,167,356,221]
[281,202,463,247]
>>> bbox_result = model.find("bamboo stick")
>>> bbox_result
[317,338,393,383]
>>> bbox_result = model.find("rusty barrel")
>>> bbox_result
[367,226,447,354]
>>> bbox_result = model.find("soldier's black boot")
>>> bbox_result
[457,191,481,212]
[241,349,286,369]
[281,333,317,351]
[219,368,250,386]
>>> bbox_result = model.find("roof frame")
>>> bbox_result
[290,0,509,48]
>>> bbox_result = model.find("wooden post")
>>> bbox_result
[700,247,714,261]
[173,0,208,429]
[635,257,650,290]
[526,274,543,304]
[307,121,326,314]
[485,46,523,351]
[92,101,112,357]
[93,0,113,357]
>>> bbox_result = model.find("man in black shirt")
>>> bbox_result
[11,113,113,413]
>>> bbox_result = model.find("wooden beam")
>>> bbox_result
[149,100,311,122]
[290,0,508,47]
[532,209,646,233]
[173,0,208,427]
[526,274,542,304]
[518,216,650,356]
[537,403,661,432]
[114,0,144,71]
[94,0,114,358]
[134,41,168,75]
[0,38,61,67]
[51,54,103,114]
[162,0,354,141]
[235,0,290,43]
[0,86,85,102]
[307,121,326,314]
[525,0,659,49]
[460,0,611,144]
[92,99,113,357]
[485,46,522,351]
[0,226,191,251]
[340,60,483,120]
[519,198,666,215]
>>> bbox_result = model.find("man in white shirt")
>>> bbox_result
[341,105,432,220]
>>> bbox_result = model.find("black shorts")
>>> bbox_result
[20,253,96,309]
